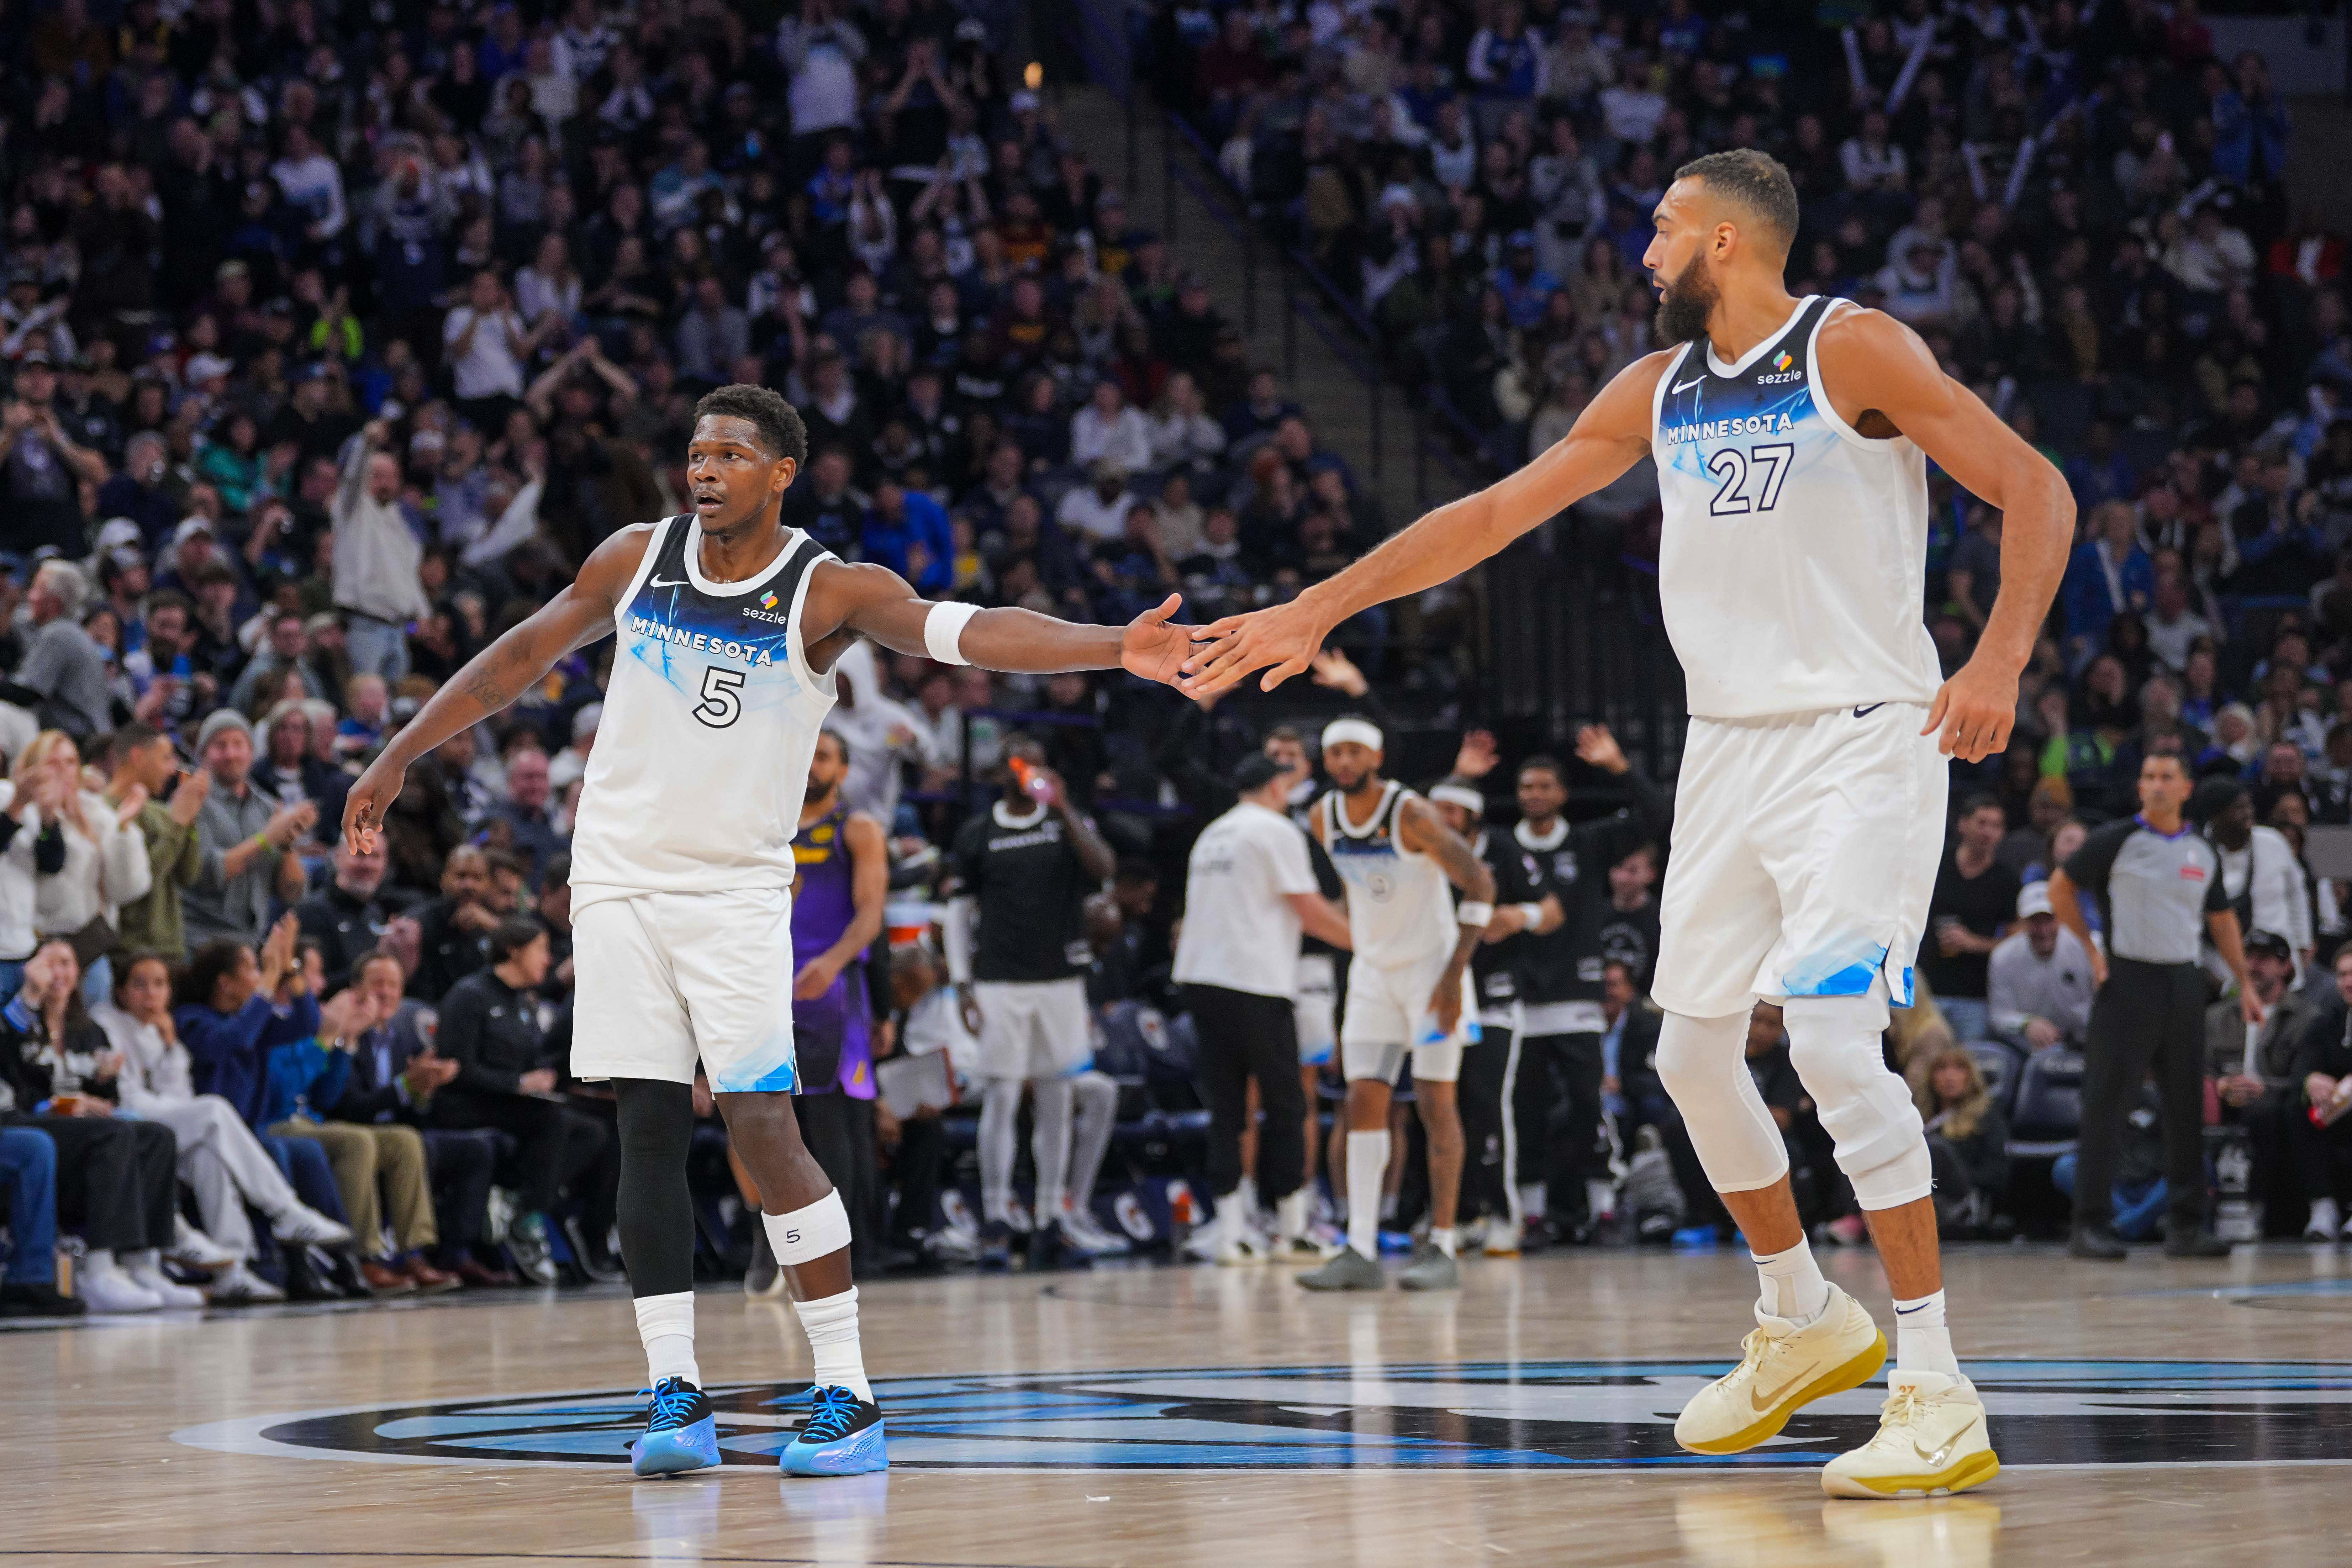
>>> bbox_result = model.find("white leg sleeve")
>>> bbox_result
[979,1077,1022,1223]
[1654,1009,1789,1194]
[1782,995,1931,1211]
[1029,1076,1075,1222]
[1066,1071,1118,1205]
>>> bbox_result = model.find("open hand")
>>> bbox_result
[1180,596,1334,697]
[1120,593,1197,687]
[1453,729,1499,780]
[1573,724,1629,775]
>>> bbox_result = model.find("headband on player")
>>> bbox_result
[1321,717,1384,754]
[1428,783,1485,815]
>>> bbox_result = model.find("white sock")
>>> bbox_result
[1345,1131,1388,1260]
[1215,1188,1247,1242]
[1276,1187,1311,1241]
[126,1248,164,1276]
[1752,1237,1830,1325]
[1518,1181,1546,1220]
[1238,1175,1259,1213]
[1379,1191,1399,1222]
[634,1290,700,1387]
[1893,1289,1959,1377]
[85,1248,125,1277]
[1430,1226,1457,1258]
[2309,1196,2342,1235]
[792,1287,873,1402]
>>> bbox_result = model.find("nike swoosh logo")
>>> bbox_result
[1672,377,1708,395]
[1911,1437,1958,1469]
[1750,1368,1807,1413]
[650,576,689,588]
[1853,703,1888,718]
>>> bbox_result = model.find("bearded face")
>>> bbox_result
[1654,247,1721,345]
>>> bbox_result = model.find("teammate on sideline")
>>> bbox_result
[1297,717,1497,1293]
[345,384,1191,1479]
[946,736,1115,1272]
[1183,150,2073,1496]
[1424,773,1556,1254]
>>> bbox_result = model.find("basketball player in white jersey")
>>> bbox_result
[344,385,1191,1478]
[1296,717,1498,1293]
[1182,151,2071,1496]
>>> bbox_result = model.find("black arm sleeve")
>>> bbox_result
[2063,818,2134,898]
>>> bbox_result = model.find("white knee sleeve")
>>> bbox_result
[1655,1010,1788,1194]
[1782,996,1931,1210]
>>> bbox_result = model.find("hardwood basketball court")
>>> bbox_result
[7,1244,2347,1566]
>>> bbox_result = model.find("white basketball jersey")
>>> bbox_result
[1320,781,1457,969]
[569,517,839,909]
[1651,295,1942,720]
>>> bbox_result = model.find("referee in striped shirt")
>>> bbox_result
[2049,752,2261,1260]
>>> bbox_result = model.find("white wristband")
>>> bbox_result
[924,600,979,665]
[1456,901,1495,928]
[1515,903,1545,931]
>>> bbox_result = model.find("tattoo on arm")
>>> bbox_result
[1403,798,1497,900]
[463,667,505,708]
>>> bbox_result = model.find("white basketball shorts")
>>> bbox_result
[1339,951,1479,1084]
[571,887,798,1094]
[971,977,1093,1080]
[1293,952,1337,1066]
[1652,701,1945,1020]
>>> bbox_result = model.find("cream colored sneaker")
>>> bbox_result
[1482,1218,1522,1257]
[1820,1370,1999,1499]
[1673,1283,1886,1455]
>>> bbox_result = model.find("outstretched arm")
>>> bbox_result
[801,559,1193,683]
[343,526,653,851]
[1181,352,1672,696]
[1816,308,2072,761]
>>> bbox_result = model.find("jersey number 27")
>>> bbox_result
[1706,443,1794,517]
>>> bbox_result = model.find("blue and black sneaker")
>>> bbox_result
[977,1220,1014,1271]
[629,1377,721,1477]
[779,1385,888,1477]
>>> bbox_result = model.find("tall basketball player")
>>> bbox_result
[1182,151,2071,1496]
[1296,717,1497,1293]
[346,385,1191,1478]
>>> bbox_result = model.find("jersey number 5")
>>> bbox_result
[694,667,744,728]
[1705,443,1794,517]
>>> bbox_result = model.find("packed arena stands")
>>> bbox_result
[0,0,2347,1313]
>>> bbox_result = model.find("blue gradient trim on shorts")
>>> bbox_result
[1779,939,1892,999]
[711,1058,800,1094]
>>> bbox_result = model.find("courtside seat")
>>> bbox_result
[2006,1046,2084,1156]
[1965,1039,2025,1117]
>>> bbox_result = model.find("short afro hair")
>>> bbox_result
[1674,148,1799,256]
[694,383,808,468]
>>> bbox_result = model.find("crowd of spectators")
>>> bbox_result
[5,0,2352,1311]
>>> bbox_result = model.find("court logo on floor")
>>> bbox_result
[173,1358,2352,1471]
